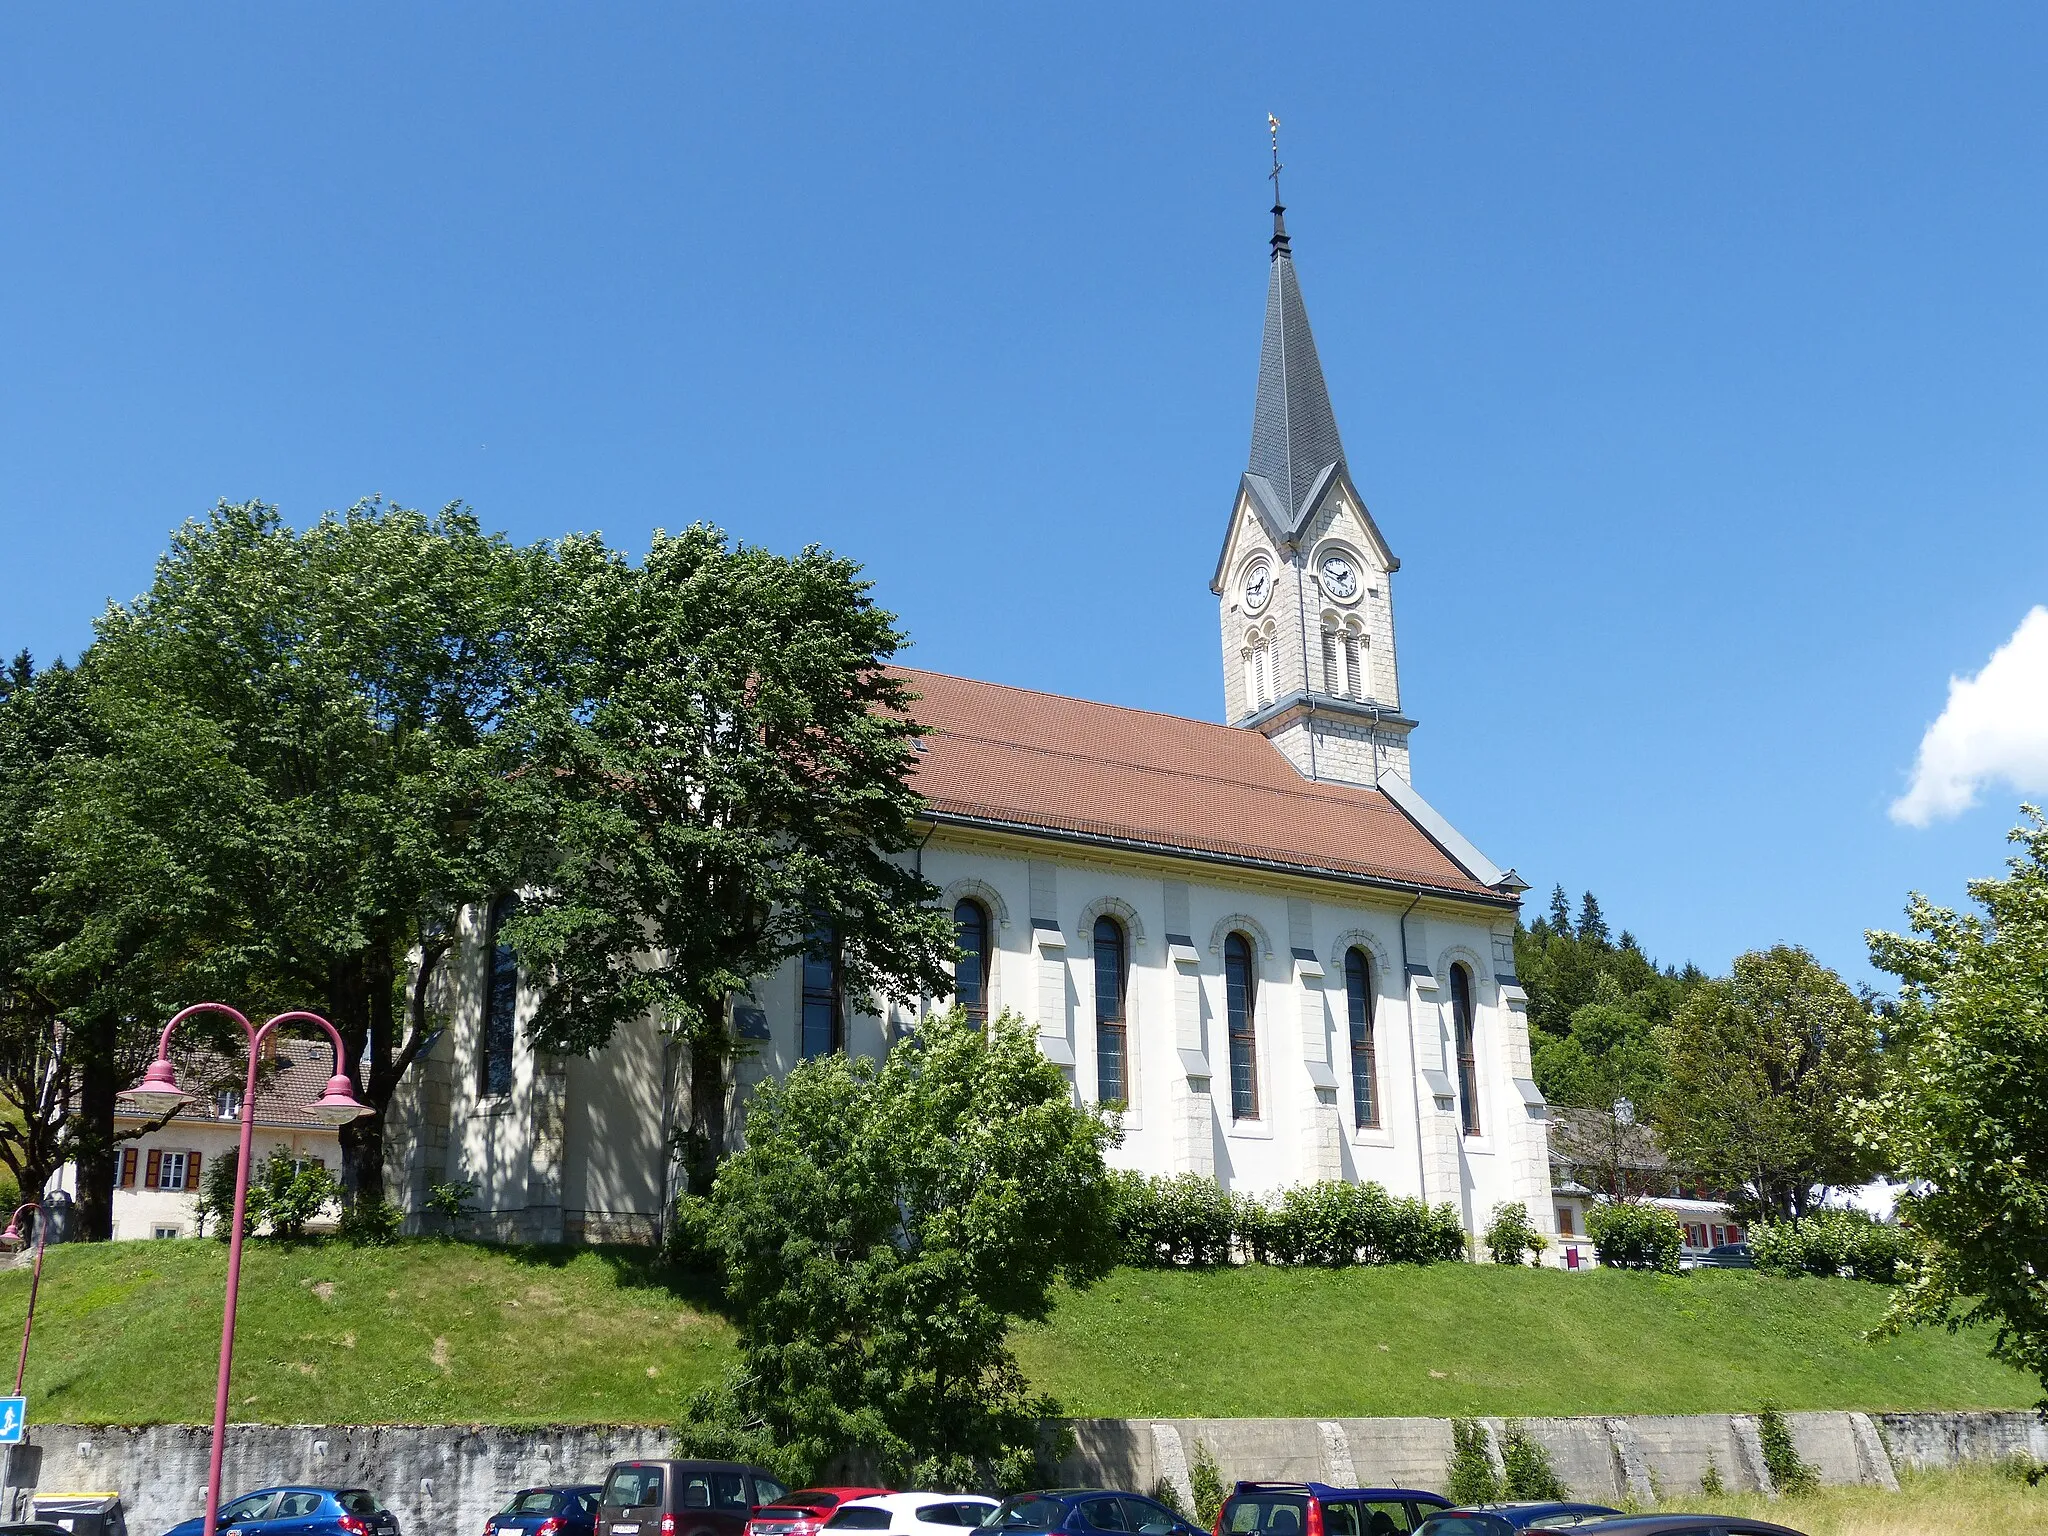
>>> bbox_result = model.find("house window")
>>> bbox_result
[1451,963,1480,1136]
[1224,932,1259,1120]
[953,899,991,1025]
[152,1226,181,1240]
[481,894,519,1097]
[1093,916,1128,1107]
[1710,1224,1726,1248]
[1726,1223,1743,1245]
[213,1090,243,1121]
[1345,947,1378,1128]
[801,926,842,1059]
[144,1149,199,1191]
[1556,1206,1575,1237]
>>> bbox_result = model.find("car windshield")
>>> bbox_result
[991,1498,1069,1530]
[511,1494,561,1516]
[824,1513,891,1531]
[1223,1496,1309,1536]
[1415,1519,1513,1536]
[218,1495,277,1524]
[606,1470,664,1509]
[339,1494,383,1518]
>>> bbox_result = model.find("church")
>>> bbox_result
[386,194,1557,1257]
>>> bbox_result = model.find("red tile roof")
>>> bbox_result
[896,668,1506,903]
[115,1038,342,1133]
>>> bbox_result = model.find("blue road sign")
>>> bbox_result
[0,1397,24,1443]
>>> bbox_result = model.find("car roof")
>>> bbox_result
[839,1496,998,1507]
[1234,1485,1447,1503]
[1563,1518,1802,1535]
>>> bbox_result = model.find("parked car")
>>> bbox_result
[1411,1504,1619,1534]
[597,1460,791,1536]
[27,1496,126,1536]
[1695,1244,1752,1269]
[746,1490,891,1536]
[162,1489,399,1536]
[1218,1481,1453,1536]
[486,1488,603,1536]
[820,1495,999,1534]
[1555,1519,1805,1536]
[984,1490,1201,1536]
[0,1523,77,1536]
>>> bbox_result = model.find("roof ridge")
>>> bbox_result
[895,666,1249,736]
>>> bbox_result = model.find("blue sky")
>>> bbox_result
[5,6,2046,986]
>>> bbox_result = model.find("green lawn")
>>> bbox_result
[3,1238,2033,1424]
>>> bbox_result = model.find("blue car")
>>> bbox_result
[1415,1504,1621,1534]
[486,1488,602,1536]
[164,1488,400,1536]
[984,1491,1203,1536]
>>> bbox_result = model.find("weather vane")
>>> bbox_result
[1266,113,1290,256]
[1267,113,1283,202]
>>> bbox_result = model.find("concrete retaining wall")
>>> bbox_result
[7,1411,2042,1536]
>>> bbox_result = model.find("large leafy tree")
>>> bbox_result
[1653,944,1886,1222]
[677,1010,1119,1488]
[44,500,540,1203]
[509,524,955,1197]
[1868,807,2048,1405]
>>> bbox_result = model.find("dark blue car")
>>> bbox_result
[486,1488,603,1536]
[985,1491,1203,1536]
[163,1488,399,1536]
[1414,1504,1621,1533]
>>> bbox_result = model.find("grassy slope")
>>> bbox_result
[1007,1263,2037,1418]
[1650,1465,2048,1536]
[4,1239,2033,1425]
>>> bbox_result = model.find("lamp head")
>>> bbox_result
[0,1224,21,1251]
[127,1056,191,1114]
[314,1075,373,1125]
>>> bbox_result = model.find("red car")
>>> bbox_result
[746,1492,893,1536]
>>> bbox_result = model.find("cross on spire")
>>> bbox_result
[1267,113,1290,257]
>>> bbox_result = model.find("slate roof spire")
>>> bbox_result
[1248,123,1347,524]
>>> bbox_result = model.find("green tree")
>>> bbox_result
[676,1009,1119,1488]
[1868,808,2048,1405]
[43,500,541,1204]
[1531,973,1667,1118]
[1653,945,1885,1222]
[509,525,954,1197]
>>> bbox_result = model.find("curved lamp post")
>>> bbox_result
[0,1201,45,1396]
[126,1005,371,1536]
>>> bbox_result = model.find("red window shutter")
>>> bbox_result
[187,1151,201,1189]
[145,1149,162,1190]
[120,1148,138,1189]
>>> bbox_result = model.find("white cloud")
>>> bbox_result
[1892,605,2048,826]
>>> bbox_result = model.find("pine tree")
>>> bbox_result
[1548,884,1573,935]
[1577,891,1611,947]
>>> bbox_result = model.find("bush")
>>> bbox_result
[1446,1418,1501,1505]
[1188,1439,1225,1528]
[1756,1406,1818,1495]
[1245,1181,1466,1268]
[256,1151,339,1239]
[1111,1170,1239,1267]
[337,1194,402,1246]
[1148,1480,1188,1520]
[1748,1208,1915,1283]
[1587,1200,1683,1272]
[424,1179,479,1232]
[1484,1202,1548,1267]
[194,1148,252,1241]
[1500,1421,1568,1500]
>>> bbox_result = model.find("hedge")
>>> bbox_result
[1110,1171,1465,1269]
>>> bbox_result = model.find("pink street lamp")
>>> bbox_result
[128,1006,371,1536]
[0,1201,46,1396]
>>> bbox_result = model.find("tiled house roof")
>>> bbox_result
[897,668,1506,903]
[115,1038,341,1133]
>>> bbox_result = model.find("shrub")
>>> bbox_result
[256,1150,339,1239]
[1485,1202,1548,1267]
[424,1178,480,1231]
[1246,1181,1466,1268]
[1446,1418,1502,1505]
[1112,1170,1239,1267]
[1587,1200,1683,1272]
[1756,1406,1818,1495]
[194,1147,253,1240]
[1699,1454,1725,1497]
[1500,1421,1568,1500]
[1148,1480,1188,1520]
[337,1194,402,1246]
[1748,1208,1915,1283]
[1188,1439,1225,1528]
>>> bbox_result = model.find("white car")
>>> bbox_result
[823,1495,999,1536]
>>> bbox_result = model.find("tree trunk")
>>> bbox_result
[73,1013,118,1240]
[683,1013,730,1198]
[327,953,383,1205]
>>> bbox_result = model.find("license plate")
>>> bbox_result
[616,1525,640,1532]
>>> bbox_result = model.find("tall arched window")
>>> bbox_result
[1343,628,1365,700]
[801,926,842,1060]
[1345,946,1378,1129]
[481,894,518,1097]
[1248,633,1275,709]
[1224,932,1259,1119]
[1321,624,1341,696]
[953,899,991,1025]
[1451,963,1480,1136]
[1093,916,1128,1106]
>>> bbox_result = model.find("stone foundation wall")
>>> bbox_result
[7,1411,2042,1536]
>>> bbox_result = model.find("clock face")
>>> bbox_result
[1242,562,1272,612]
[1319,553,1359,600]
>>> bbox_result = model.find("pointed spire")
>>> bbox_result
[1247,123,1346,524]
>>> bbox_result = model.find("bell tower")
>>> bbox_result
[1209,154,1417,787]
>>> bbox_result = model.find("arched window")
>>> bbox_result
[1345,947,1378,1129]
[1093,916,1128,1106]
[1451,963,1480,1136]
[1224,932,1259,1119]
[1321,624,1341,696]
[1248,633,1275,710]
[481,894,518,1097]
[801,926,842,1060]
[953,898,991,1025]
